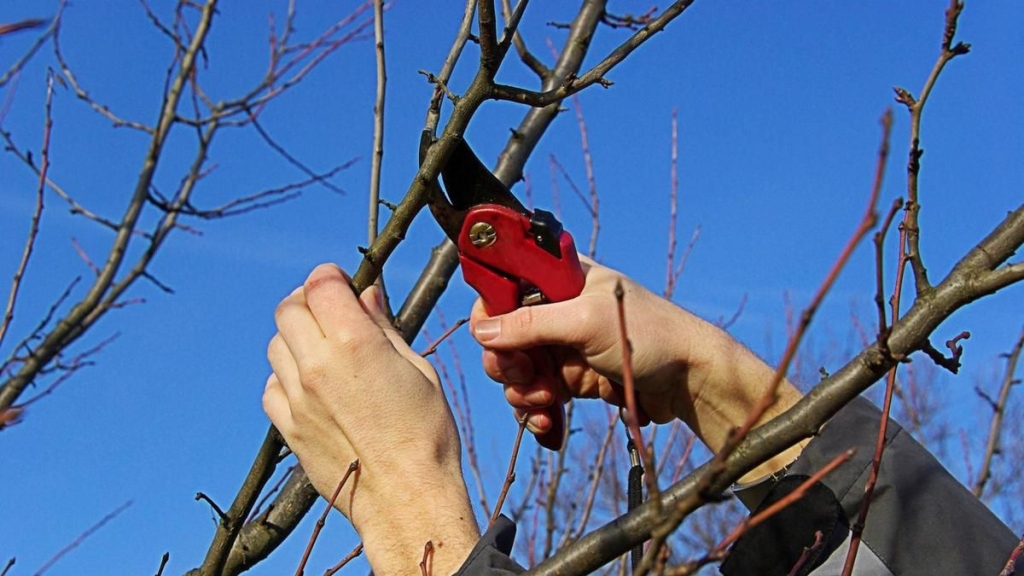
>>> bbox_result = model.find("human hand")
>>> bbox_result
[471,259,804,474]
[471,260,716,432]
[263,264,478,575]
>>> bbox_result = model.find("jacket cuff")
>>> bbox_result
[452,515,525,576]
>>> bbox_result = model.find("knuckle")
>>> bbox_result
[298,362,328,391]
[509,306,535,334]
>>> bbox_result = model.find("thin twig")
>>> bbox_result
[0,3,66,89]
[419,541,435,576]
[247,464,296,522]
[491,416,529,528]
[154,552,170,576]
[872,197,904,353]
[419,318,468,357]
[0,71,54,351]
[785,531,824,576]
[195,492,229,524]
[501,0,548,77]
[665,109,681,299]
[32,500,132,576]
[368,0,387,245]
[323,543,363,576]
[614,280,664,559]
[1000,533,1024,576]
[893,0,971,296]
[972,327,1024,498]
[490,1,695,106]
[295,460,360,576]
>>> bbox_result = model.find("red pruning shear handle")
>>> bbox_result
[457,205,584,315]
[423,133,585,449]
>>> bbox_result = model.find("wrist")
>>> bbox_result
[673,326,806,482]
[354,466,480,576]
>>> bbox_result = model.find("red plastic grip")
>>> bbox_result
[457,205,585,450]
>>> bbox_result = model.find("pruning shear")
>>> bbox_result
[422,132,585,449]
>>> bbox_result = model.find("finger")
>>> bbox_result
[267,332,301,398]
[302,263,381,340]
[275,286,324,358]
[470,297,597,352]
[262,373,294,432]
[481,349,535,386]
[504,379,556,409]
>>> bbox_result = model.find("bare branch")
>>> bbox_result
[368,0,388,248]
[501,0,549,78]
[491,417,528,527]
[0,2,66,89]
[323,543,363,576]
[0,72,54,350]
[973,327,1024,498]
[491,1,695,107]
[894,0,972,297]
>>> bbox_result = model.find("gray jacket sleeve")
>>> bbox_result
[723,396,1019,576]
[453,516,525,576]
[454,397,1019,576]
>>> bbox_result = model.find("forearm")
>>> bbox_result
[357,474,480,576]
[670,321,806,483]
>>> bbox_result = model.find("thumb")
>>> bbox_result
[471,298,589,352]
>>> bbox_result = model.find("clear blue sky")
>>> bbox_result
[1,2,1022,575]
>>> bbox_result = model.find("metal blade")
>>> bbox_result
[441,138,527,214]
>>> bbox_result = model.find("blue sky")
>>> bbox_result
[1,2,1022,575]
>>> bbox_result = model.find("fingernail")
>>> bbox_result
[474,318,500,342]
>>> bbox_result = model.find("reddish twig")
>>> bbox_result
[664,451,850,576]
[920,330,970,374]
[294,460,360,576]
[491,416,529,528]
[567,408,619,543]
[716,449,853,552]
[419,318,468,357]
[615,280,663,518]
[872,197,904,352]
[419,541,435,576]
[725,109,891,473]
[786,530,824,576]
[323,543,363,576]
[0,407,23,430]
[428,317,490,519]
[1000,533,1024,576]
[33,500,132,576]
